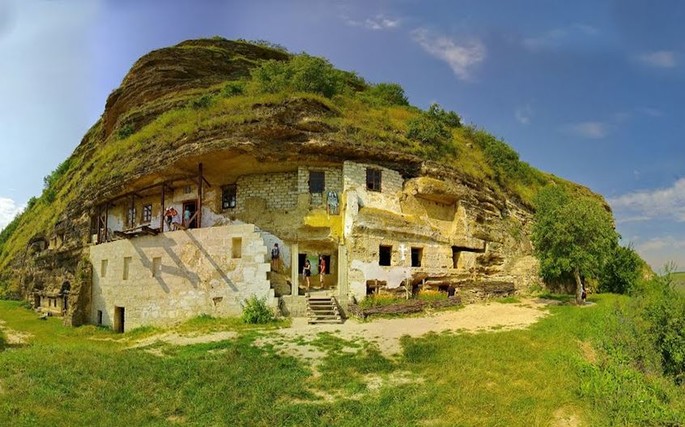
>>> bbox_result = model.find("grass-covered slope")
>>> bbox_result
[1,295,683,425]
[0,38,596,294]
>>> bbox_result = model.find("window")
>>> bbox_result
[97,310,103,325]
[366,168,382,192]
[142,204,152,223]
[123,257,131,280]
[152,257,162,277]
[379,245,392,266]
[411,247,423,267]
[222,185,237,209]
[184,185,193,194]
[232,237,242,259]
[101,259,108,278]
[452,246,460,269]
[309,171,325,193]
[127,207,136,228]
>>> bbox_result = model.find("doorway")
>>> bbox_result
[182,201,198,229]
[114,306,125,333]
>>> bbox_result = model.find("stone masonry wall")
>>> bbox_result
[297,166,343,207]
[89,224,273,331]
[233,172,298,214]
[343,161,403,212]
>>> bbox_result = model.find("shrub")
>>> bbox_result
[365,83,409,106]
[406,114,450,144]
[221,81,245,97]
[426,103,461,128]
[189,94,213,109]
[249,53,350,98]
[117,123,135,139]
[241,295,275,324]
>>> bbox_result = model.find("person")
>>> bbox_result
[581,284,587,304]
[271,243,280,272]
[302,259,311,289]
[164,206,177,232]
[318,255,326,287]
[183,206,192,228]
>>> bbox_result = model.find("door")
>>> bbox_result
[114,306,125,333]
[182,201,197,229]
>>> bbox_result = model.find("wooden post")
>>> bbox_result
[198,163,203,229]
[104,203,109,242]
[160,183,166,232]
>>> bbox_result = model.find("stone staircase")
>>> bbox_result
[307,295,343,324]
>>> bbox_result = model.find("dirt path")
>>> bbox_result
[0,319,32,346]
[129,298,555,360]
[272,298,554,357]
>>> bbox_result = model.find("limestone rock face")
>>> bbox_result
[0,38,595,328]
[102,39,289,138]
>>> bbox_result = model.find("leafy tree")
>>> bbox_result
[532,185,618,304]
[599,244,643,294]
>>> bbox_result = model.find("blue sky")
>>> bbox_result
[1,0,684,271]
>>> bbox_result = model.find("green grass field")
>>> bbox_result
[1,296,683,426]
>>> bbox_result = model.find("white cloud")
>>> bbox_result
[343,14,400,31]
[609,178,685,223]
[515,104,533,125]
[633,236,685,271]
[0,197,23,230]
[568,121,610,139]
[637,50,677,68]
[523,23,598,51]
[411,29,485,81]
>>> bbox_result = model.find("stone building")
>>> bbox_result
[85,156,538,331]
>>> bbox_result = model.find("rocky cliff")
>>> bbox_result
[0,38,603,323]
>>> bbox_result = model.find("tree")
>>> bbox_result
[532,185,618,304]
[599,244,643,294]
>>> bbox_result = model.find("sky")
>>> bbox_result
[0,0,684,271]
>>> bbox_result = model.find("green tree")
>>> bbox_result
[532,185,618,304]
[599,244,643,294]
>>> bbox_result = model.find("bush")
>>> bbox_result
[250,53,350,98]
[426,103,461,128]
[599,245,643,294]
[364,83,409,106]
[117,123,135,139]
[240,295,275,324]
[189,94,213,109]
[221,81,245,97]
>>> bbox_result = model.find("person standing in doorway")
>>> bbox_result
[303,259,311,289]
[318,255,326,287]
[183,206,191,228]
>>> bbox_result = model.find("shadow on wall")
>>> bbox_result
[130,229,238,293]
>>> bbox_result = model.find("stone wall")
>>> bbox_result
[343,161,403,212]
[233,172,298,213]
[89,224,273,331]
[297,166,343,207]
